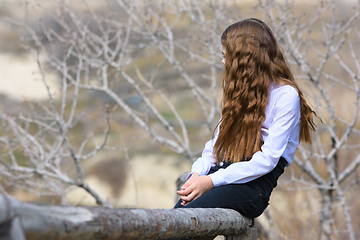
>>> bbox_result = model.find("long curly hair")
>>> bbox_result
[213,18,316,163]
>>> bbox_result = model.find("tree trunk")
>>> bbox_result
[319,189,333,240]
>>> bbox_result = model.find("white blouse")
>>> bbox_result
[191,81,301,187]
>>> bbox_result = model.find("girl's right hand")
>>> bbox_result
[184,172,201,186]
[176,172,214,206]
[176,173,200,206]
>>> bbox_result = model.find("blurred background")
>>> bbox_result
[0,0,360,239]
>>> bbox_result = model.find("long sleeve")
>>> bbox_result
[208,85,301,187]
[190,131,218,176]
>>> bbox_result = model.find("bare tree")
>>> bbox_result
[256,1,360,239]
[1,0,229,206]
[1,0,360,239]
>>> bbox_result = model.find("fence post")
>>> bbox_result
[0,193,255,239]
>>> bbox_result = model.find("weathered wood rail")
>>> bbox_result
[0,194,257,240]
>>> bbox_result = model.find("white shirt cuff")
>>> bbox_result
[209,170,226,187]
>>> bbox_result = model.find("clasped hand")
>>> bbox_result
[176,173,214,206]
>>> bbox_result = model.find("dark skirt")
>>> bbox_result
[174,157,287,219]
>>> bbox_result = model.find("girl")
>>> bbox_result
[175,18,316,220]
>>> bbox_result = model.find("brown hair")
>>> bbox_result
[214,18,316,163]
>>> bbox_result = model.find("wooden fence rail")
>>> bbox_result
[0,194,257,240]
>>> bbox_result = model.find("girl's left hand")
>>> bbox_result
[177,175,214,206]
